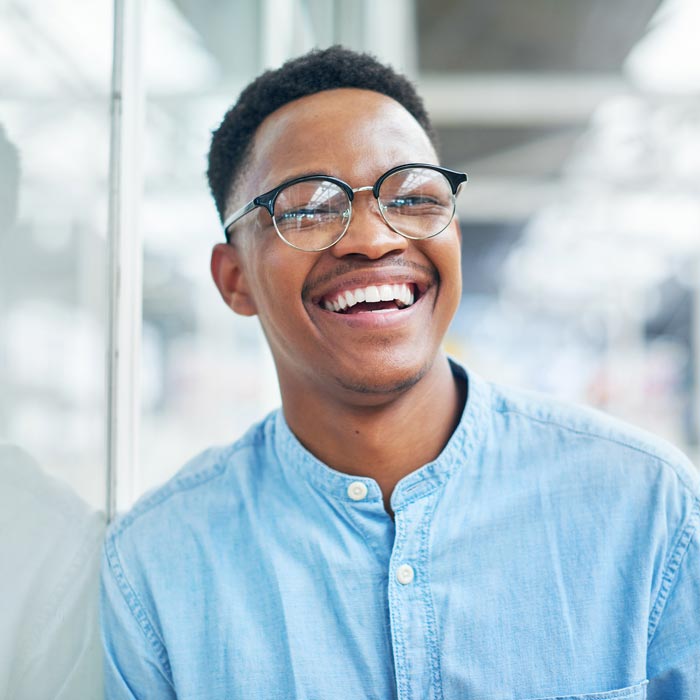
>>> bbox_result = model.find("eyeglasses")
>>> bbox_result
[222,163,467,252]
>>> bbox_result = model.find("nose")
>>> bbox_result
[330,188,408,260]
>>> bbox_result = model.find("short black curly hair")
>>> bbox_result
[207,45,436,223]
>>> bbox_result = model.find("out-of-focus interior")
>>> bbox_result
[1,0,698,515]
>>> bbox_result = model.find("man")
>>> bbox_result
[101,47,700,699]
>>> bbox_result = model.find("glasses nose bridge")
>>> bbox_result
[348,183,381,216]
[331,182,404,258]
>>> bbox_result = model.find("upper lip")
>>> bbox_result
[305,267,435,307]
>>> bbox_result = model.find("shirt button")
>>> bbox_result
[347,481,368,501]
[396,564,415,585]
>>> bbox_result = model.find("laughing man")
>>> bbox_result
[101,47,700,699]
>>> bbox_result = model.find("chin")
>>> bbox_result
[332,355,432,398]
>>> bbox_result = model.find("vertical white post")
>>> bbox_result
[363,0,417,75]
[106,0,144,519]
[262,0,316,70]
[262,0,292,69]
[693,255,700,464]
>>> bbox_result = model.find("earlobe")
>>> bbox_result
[210,243,258,317]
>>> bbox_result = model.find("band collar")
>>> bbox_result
[272,360,491,509]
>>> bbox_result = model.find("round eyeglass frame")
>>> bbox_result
[222,162,468,252]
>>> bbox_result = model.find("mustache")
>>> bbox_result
[302,256,438,299]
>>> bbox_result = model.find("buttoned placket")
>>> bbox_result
[339,472,445,700]
[387,480,444,700]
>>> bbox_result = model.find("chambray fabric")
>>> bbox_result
[101,364,700,700]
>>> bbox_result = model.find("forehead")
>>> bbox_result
[244,88,437,195]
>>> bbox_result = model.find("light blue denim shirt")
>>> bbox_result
[101,364,700,699]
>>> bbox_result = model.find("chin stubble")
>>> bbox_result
[333,360,430,395]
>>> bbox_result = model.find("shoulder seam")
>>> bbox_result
[498,407,699,495]
[647,496,700,645]
[104,532,174,681]
[110,436,261,537]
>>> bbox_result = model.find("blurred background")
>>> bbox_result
[1,0,699,514]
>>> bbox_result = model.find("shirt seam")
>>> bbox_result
[109,435,260,537]
[420,493,444,700]
[104,532,174,682]
[498,408,699,495]
[647,495,700,646]
[528,679,648,699]
[393,472,454,513]
[389,508,410,700]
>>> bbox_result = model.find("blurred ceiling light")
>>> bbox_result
[0,0,220,97]
[0,0,111,96]
[144,0,220,93]
[625,0,700,93]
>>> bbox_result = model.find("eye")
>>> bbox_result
[276,207,340,229]
[278,207,318,221]
[273,180,350,230]
[384,195,439,209]
[381,195,448,218]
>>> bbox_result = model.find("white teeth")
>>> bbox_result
[323,282,417,313]
[379,285,394,301]
[365,286,381,302]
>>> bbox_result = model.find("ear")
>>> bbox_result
[210,243,257,317]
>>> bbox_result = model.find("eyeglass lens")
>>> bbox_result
[379,168,455,239]
[273,180,350,251]
[272,167,456,251]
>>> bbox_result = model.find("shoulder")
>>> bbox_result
[105,412,277,555]
[482,379,700,497]
[477,379,700,610]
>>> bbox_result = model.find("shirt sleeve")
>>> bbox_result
[647,498,700,698]
[100,535,176,700]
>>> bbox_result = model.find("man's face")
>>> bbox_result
[213,88,462,405]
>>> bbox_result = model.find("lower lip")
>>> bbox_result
[312,292,428,329]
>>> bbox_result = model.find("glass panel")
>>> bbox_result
[0,1,110,696]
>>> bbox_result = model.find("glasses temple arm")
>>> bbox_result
[222,200,258,240]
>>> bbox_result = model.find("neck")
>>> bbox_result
[279,354,465,512]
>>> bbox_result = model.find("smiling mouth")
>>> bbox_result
[320,282,419,314]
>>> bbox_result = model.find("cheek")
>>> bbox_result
[249,250,311,327]
[432,243,463,326]
[432,231,463,295]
